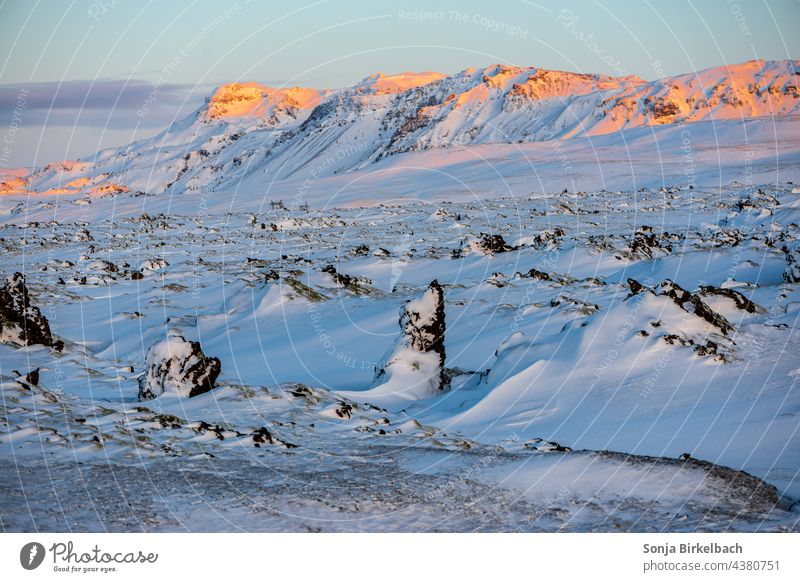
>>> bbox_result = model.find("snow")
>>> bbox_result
[2,59,797,198]
[1,60,799,532]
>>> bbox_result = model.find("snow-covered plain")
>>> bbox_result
[2,65,800,531]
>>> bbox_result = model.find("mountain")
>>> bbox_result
[3,59,798,196]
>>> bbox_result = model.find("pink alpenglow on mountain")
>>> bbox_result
[3,59,797,197]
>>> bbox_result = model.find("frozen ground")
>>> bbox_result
[2,125,800,530]
[0,451,793,532]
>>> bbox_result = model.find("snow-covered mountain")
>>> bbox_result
[3,59,798,196]
[3,58,800,533]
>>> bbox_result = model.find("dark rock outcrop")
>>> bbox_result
[522,268,552,281]
[783,244,800,283]
[658,279,734,335]
[0,272,59,348]
[530,227,565,250]
[400,281,445,366]
[321,264,372,292]
[623,226,674,260]
[472,233,515,255]
[376,280,447,392]
[699,285,764,314]
[138,333,221,400]
[626,277,653,297]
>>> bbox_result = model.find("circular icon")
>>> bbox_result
[20,542,46,570]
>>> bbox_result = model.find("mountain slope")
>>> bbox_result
[3,59,798,196]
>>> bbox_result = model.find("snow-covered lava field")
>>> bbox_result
[2,174,800,532]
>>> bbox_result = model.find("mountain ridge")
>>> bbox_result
[2,58,798,196]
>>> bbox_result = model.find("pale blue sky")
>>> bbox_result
[1,0,797,166]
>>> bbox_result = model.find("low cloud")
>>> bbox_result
[0,79,210,129]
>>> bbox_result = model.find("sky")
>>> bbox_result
[1,0,798,167]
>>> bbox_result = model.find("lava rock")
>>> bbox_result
[472,233,515,255]
[699,285,764,314]
[321,264,371,291]
[783,244,800,283]
[376,280,447,392]
[522,268,552,281]
[530,227,565,250]
[0,272,57,347]
[90,259,118,273]
[626,277,653,297]
[137,333,221,400]
[659,279,734,335]
[625,226,673,260]
[13,367,40,388]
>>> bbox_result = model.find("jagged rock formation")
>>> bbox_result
[376,280,447,394]
[783,243,800,283]
[626,277,653,297]
[137,333,221,400]
[0,272,59,348]
[527,227,565,251]
[521,268,552,281]
[470,233,515,255]
[699,285,765,314]
[658,279,734,334]
[321,264,373,293]
[622,226,675,260]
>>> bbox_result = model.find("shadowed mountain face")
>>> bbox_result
[3,59,798,196]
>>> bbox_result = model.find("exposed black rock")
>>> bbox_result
[663,331,727,361]
[709,228,743,247]
[663,334,695,347]
[74,228,93,242]
[524,438,572,452]
[658,279,734,335]
[23,368,40,386]
[321,264,372,292]
[530,227,565,250]
[376,280,447,392]
[91,260,118,273]
[403,280,445,362]
[473,233,515,254]
[522,268,551,281]
[550,294,600,315]
[623,226,674,260]
[626,277,653,297]
[12,367,40,389]
[251,427,297,448]
[334,402,354,419]
[192,421,228,440]
[699,285,764,314]
[694,340,721,358]
[137,333,221,400]
[486,272,508,287]
[783,244,800,283]
[0,272,57,348]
